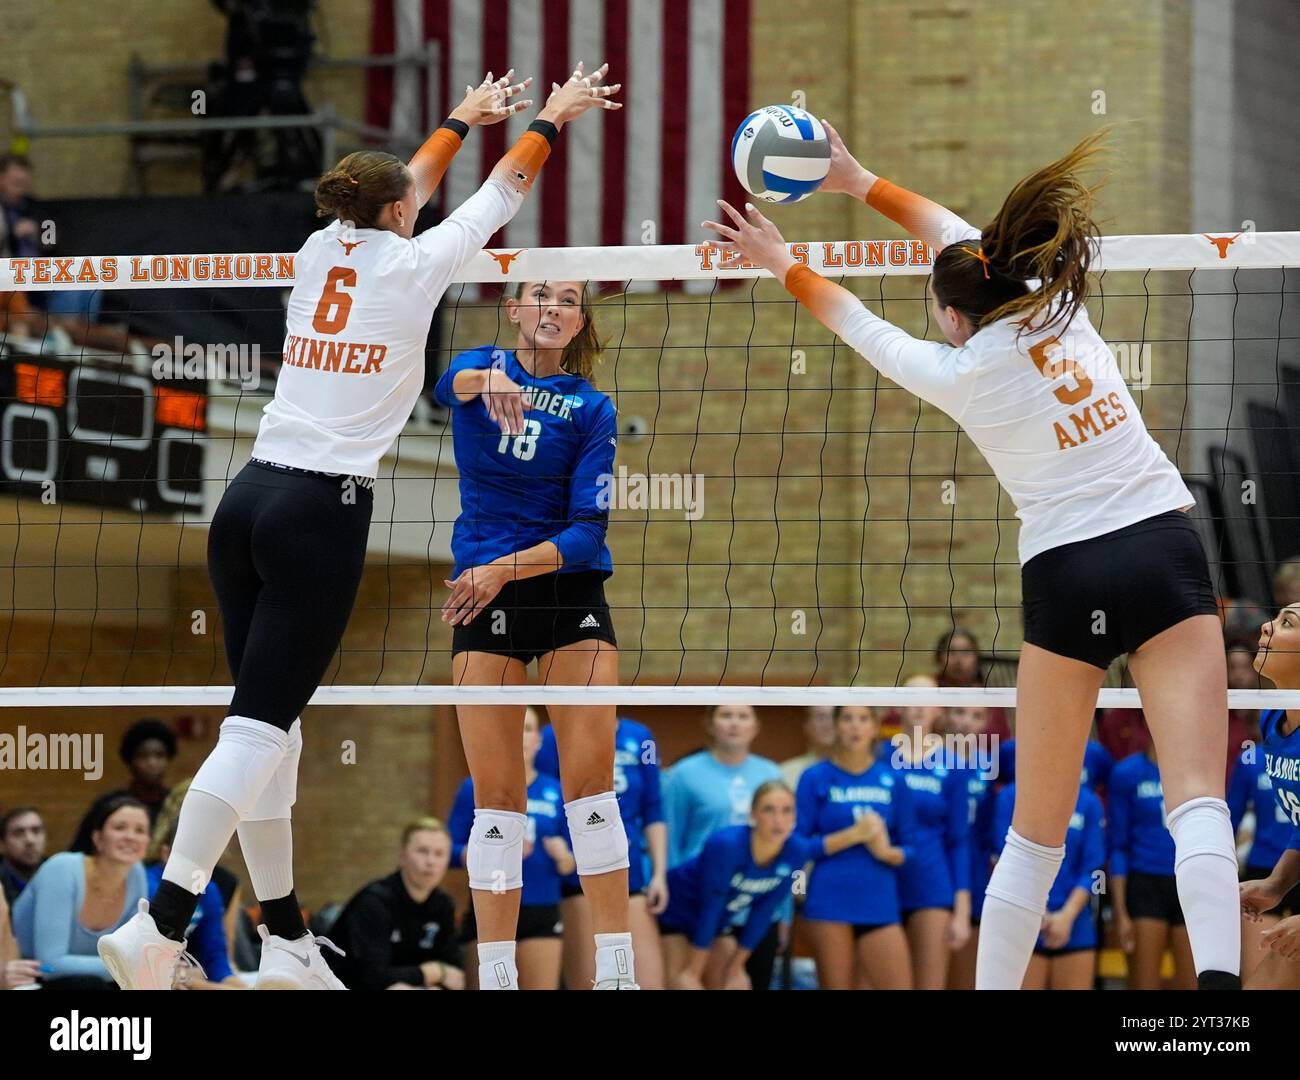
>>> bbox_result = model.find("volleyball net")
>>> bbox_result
[1,231,1298,709]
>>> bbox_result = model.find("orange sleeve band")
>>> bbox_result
[409,126,464,199]
[490,130,552,196]
[784,263,849,327]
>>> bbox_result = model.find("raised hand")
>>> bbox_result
[452,70,534,127]
[538,62,622,126]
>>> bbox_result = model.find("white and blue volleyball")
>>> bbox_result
[731,105,831,204]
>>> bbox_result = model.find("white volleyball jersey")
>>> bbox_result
[252,178,521,478]
[829,295,1194,564]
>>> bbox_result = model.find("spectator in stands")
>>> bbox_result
[1109,745,1196,989]
[1,807,47,905]
[12,796,150,989]
[993,776,1104,989]
[780,705,836,790]
[933,628,1010,740]
[659,781,820,989]
[145,815,241,989]
[664,704,784,990]
[797,705,915,989]
[147,778,244,977]
[451,707,573,990]
[0,887,39,989]
[0,154,39,259]
[538,716,667,991]
[942,704,996,989]
[1275,558,1300,609]
[71,719,178,852]
[325,818,465,991]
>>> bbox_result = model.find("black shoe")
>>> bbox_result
[1197,969,1241,990]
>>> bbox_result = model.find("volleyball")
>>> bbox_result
[730,105,831,204]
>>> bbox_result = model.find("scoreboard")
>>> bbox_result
[0,342,205,515]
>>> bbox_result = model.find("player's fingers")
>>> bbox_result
[588,62,609,83]
[702,220,738,241]
[715,199,747,227]
[601,100,623,110]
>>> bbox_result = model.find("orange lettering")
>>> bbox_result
[255,255,273,279]
[324,341,344,372]
[1095,397,1116,430]
[312,267,356,335]
[308,338,326,370]
[1070,406,1100,442]
[1108,391,1128,422]
[823,242,843,268]
[1054,422,1078,450]
[1029,336,1093,406]
[343,342,365,373]
[362,344,385,374]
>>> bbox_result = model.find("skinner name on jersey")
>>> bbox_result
[281,333,387,375]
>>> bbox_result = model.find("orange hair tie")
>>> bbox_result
[971,246,991,280]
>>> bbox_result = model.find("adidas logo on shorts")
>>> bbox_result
[586,811,605,827]
[580,614,600,629]
[484,825,504,840]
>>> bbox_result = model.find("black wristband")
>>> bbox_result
[439,117,470,139]
[526,119,559,145]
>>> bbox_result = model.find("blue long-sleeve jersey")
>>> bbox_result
[994,782,1104,950]
[448,772,569,905]
[659,825,821,951]
[963,765,998,920]
[896,757,970,911]
[1260,709,1300,854]
[1108,752,1175,877]
[434,345,617,577]
[663,750,782,868]
[537,718,664,893]
[796,756,916,925]
[1228,748,1295,870]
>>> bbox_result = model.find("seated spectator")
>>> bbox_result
[780,705,836,790]
[325,818,465,990]
[12,796,150,989]
[933,628,1010,740]
[0,154,39,260]
[71,719,178,852]
[1,806,47,904]
[145,813,240,989]
[1275,557,1300,609]
[1,887,40,989]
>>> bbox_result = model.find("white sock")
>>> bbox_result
[477,940,519,990]
[976,827,1064,990]
[1167,797,1241,975]
[594,931,635,985]
[237,818,295,901]
[161,791,241,895]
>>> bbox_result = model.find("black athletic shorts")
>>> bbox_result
[1125,870,1185,926]
[451,569,616,664]
[1242,864,1300,917]
[1022,510,1216,670]
[459,902,563,943]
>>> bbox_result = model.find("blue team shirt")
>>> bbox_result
[1228,746,1295,870]
[963,766,997,920]
[659,825,821,951]
[448,772,569,905]
[994,782,1104,951]
[1108,753,1175,877]
[796,757,916,925]
[895,756,970,911]
[434,346,617,577]
[536,718,664,893]
[998,738,1114,795]
[663,751,782,868]
[1260,709,1300,854]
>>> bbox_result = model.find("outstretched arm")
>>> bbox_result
[408,70,533,210]
[819,120,979,251]
[702,200,973,419]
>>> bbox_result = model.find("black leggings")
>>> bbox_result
[208,461,373,730]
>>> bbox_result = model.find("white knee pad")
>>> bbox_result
[565,791,629,876]
[189,715,290,819]
[467,808,527,892]
[243,718,302,822]
[1166,796,1237,869]
[984,827,1064,913]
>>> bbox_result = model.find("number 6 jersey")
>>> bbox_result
[252,177,526,479]
[434,346,617,577]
